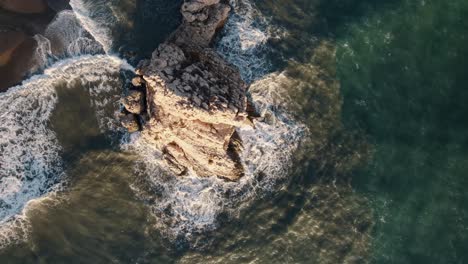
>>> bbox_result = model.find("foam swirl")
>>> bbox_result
[0,55,131,249]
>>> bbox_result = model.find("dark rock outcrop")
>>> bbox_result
[0,0,49,14]
[121,90,145,115]
[123,0,251,181]
[0,29,25,66]
[0,2,56,91]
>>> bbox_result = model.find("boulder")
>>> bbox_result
[122,90,145,115]
[172,0,231,47]
[120,114,140,133]
[130,0,251,181]
[0,30,25,66]
[0,33,37,92]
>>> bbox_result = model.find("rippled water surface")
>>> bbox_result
[1,0,467,263]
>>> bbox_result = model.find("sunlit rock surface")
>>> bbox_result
[126,0,250,181]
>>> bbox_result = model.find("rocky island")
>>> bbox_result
[120,0,254,181]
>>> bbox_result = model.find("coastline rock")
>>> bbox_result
[128,0,251,180]
[0,0,48,14]
[172,0,230,47]
[122,90,145,115]
[131,76,145,87]
[120,114,140,133]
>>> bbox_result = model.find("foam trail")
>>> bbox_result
[216,0,271,83]
[69,0,116,53]
[0,55,130,249]
[45,10,104,57]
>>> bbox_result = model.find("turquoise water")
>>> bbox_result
[337,0,468,262]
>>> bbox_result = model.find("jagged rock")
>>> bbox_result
[131,76,145,87]
[172,0,231,47]
[0,1,65,92]
[130,0,251,181]
[0,29,38,92]
[120,113,140,133]
[122,90,145,114]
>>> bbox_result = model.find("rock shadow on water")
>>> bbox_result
[49,81,113,164]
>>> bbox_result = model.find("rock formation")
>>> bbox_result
[121,0,252,181]
[0,0,49,14]
[0,0,66,91]
[0,27,41,91]
[0,30,25,66]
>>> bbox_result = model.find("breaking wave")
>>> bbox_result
[121,1,307,245]
[45,10,104,57]
[122,73,307,245]
[216,0,272,83]
[0,55,131,249]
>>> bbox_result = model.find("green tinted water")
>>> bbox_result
[336,0,468,262]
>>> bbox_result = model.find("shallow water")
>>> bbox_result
[0,0,467,263]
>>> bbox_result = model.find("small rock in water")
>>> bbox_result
[120,113,140,133]
[122,0,253,181]
[122,90,145,115]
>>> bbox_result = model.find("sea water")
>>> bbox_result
[0,0,467,263]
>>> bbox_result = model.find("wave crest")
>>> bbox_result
[0,55,130,249]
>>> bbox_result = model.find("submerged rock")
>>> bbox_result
[174,0,230,47]
[46,0,70,12]
[126,0,251,181]
[0,2,57,91]
[131,76,145,87]
[0,28,38,91]
[0,29,25,66]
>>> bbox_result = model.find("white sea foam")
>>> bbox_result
[31,34,53,72]
[119,0,307,245]
[123,75,307,244]
[69,0,116,54]
[0,55,130,249]
[216,0,272,83]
